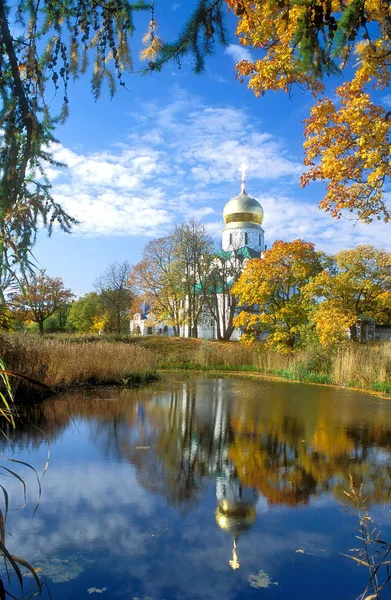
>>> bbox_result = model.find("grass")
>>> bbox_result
[271,367,332,385]
[3,333,391,397]
[1,335,158,399]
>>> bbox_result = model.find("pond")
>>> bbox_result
[2,375,391,599]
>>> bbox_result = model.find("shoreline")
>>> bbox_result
[158,367,391,399]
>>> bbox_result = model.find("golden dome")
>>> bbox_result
[215,500,257,537]
[223,186,264,228]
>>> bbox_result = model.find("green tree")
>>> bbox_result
[0,0,227,275]
[67,292,103,333]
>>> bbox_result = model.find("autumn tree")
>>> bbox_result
[130,236,184,335]
[199,249,250,341]
[174,219,214,338]
[94,261,133,334]
[10,270,74,334]
[223,0,391,223]
[306,245,391,346]
[232,240,324,350]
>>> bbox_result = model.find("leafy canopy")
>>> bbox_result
[224,0,391,223]
[306,244,391,346]
[10,269,74,333]
[232,239,324,350]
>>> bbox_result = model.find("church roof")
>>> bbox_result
[223,185,264,228]
[215,246,260,260]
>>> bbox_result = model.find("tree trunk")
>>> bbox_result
[117,311,121,334]
[222,326,235,341]
[349,324,357,341]
[38,320,44,335]
[216,316,222,341]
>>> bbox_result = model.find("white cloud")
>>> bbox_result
[382,94,391,108]
[225,43,254,63]
[260,192,391,253]
[43,87,391,249]
[46,88,302,237]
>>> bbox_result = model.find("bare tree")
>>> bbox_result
[174,219,214,337]
[130,236,184,335]
[199,249,253,341]
[94,261,133,334]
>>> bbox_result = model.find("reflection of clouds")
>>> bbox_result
[4,463,154,566]
[0,377,386,599]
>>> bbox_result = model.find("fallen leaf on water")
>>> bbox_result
[34,567,42,573]
[87,587,107,595]
[296,549,305,554]
[136,446,151,450]
[248,570,278,589]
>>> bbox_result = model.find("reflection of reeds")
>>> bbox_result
[343,476,391,600]
[0,360,46,599]
[1,336,157,397]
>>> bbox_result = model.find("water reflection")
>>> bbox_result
[5,377,391,576]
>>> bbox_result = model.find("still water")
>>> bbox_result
[3,375,391,599]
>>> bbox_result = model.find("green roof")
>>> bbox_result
[215,246,261,261]
[236,246,261,259]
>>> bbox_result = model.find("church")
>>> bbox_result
[129,177,266,340]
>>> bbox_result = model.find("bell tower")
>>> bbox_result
[222,174,265,254]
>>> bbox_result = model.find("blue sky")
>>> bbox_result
[32,1,391,296]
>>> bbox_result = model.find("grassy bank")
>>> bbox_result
[3,334,391,398]
[106,335,391,395]
[1,335,158,399]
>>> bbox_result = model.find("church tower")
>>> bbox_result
[222,175,265,254]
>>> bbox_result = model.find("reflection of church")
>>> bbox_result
[130,175,266,340]
[216,466,258,570]
[211,386,258,570]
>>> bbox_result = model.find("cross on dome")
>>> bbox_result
[240,166,246,193]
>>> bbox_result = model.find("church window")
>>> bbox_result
[259,233,261,246]
[244,232,248,245]
[229,233,233,245]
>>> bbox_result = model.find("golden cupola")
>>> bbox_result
[223,180,264,230]
[221,174,265,253]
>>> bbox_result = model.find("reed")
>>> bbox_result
[4,334,391,395]
[332,344,391,388]
[145,337,391,393]
[1,335,157,396]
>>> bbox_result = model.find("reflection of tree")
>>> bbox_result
[3,380,391,510]
[228,384,391,508]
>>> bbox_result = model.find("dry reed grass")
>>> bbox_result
[332,344,391,388]
[1,335,157,393]
[186,339,391,392]
[3,334,391,396]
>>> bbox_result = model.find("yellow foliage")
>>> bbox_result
[90,313,109,333]
[226,0,391,222]
[232,239,323,350]
[140,19,163,61]
[306,245,391,347]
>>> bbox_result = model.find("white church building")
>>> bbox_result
[130,178,266,340]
